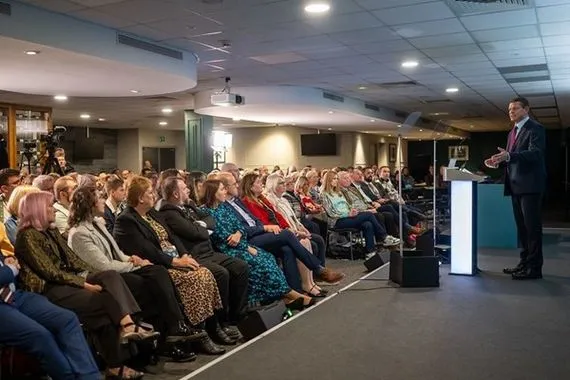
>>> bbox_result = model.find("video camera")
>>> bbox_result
[40,126,66,152]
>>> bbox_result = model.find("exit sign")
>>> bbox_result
[159,136,166,143]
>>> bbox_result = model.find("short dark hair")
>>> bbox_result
[69,186,99,227]
[0,168,20,186]
[162,176,183,201]
[105,175,124,194]
[510,97,530,108]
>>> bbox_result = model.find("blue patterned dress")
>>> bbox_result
[203,202,291,305]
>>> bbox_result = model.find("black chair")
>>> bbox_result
[325,227,363,260]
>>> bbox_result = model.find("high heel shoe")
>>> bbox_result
[285,297,305,311]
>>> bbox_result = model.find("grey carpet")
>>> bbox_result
[176,231,570,380]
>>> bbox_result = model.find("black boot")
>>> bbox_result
[196,336,226,355]
[206,317,237,345]
[222,325,243,341]
[158,342,197,363]
[166,321,207,343]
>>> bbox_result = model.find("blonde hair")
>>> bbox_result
[7,185,41,217]
[126,175,152,207]
[320,171,339,195]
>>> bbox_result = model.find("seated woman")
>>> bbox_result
[264,174,327,298]
[113,176,233,348]
[202,179,315,309]
[67,186,215,357]
[186,171,207,205]
[15,191,153,380]
[320,172,392,255]
[5,185,40,245]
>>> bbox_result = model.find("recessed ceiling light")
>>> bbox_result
[401,60,419,68]
[232,117,241,121]
[419,129,423,132]
[25,50,40,55]
[358,86,368,90]
[292,123,296,126]
[397,124,402,128]
[469,125,474,129]
[98,118,106,122]
[328,128,332,130]
[446,87,459,93]
[328,111,334,114]
[370,119,376,122]
[436,132,441,135]
[388,134,392,137]
[80,114,90,119]
[130,89,140,94]
[159,121,168,126]
[162,107,173,114]
[53,95,68,101]
[304,2,330,13]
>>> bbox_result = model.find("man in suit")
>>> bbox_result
[485,96,546,280]
[0,254,100,379]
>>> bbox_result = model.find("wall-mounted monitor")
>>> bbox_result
[300,133,337,156]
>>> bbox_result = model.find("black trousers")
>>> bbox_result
[511,193,543,271]
[44,270,139,367]
[195,251,249,324]
[121,265,184,334]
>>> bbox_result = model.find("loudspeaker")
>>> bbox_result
[389,249,440,288]
[415,228,435,255]
[364,249,391,272]
[237,301,287,340]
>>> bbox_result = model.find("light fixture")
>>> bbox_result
[358,86,368,90]
[328,111,334,114]
[161,107,173,114]
[53,95,68,101]
[212,130,233,151]
[446,87,459,93]
[130,89,140,94]
[398,124,402,128]
[304,2,330,14]
[98,118,106,122]
[401,60,419,68]
[419,129,423,132]
[25,50,40,55]
[469,125,474,129]
[388,134,392,137]
[370,119,376,122]
[80,114,90,119]
[159,121,168,126]
[328,128,332,130]
[232,117,241,121]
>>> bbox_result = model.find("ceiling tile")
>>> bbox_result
[69,0,125,5]
[90,0,189,24]
[542,35,570,47]
[20,0,86,12]
[491,56,548,66]
[350,39,416,54]
[432,53,490,64]
[540,21,570,36]
[486,48,545,61]
[545,45,570,55]
[329,27,400,45]
[68,8,136,28]
[461,9,537,31]
[392,18,466,38]
[372,2,455,26]
[479,38,544,52]
[537,4,570,23]
[471,25,540,43]
[120,24,173,42]
[355,0,436,10]
[423,44,483,58]
[304,11,383,34]
[409,32,474,49]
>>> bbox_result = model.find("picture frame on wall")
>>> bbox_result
[448,145,469,161]
[389,144,397,163]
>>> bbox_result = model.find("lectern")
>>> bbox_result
[443,168,486,276]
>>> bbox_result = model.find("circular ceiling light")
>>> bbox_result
[419,129,423,132]
[162,107,173,114]
[358,86,368,90]
[130,89,140,94]
[328,128,332,130]
[401,60,419,68]
[159,121,168,126]
[304,2,330,13]
[25,50,40,55]
[53,95,68,101]
[98,118,106,122]
[328,111,334,114]
[80,114,90,119]
[232,117,241,121]
[446,87,459,93]
[370,119,376,122]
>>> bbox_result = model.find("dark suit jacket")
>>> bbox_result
[504,118,546,195]
[226,198,266,238]
[103,205,116,235]
[0,255,16,288]
[158,201,216,257]
[113,206,186,268]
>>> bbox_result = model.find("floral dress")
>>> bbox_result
[202,202,290,305]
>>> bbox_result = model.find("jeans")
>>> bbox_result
[334,212,387,252]
[0,291,100,380]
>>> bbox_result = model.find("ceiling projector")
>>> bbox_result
[211,93,245,106]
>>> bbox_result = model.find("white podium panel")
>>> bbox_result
[450,181,477,275]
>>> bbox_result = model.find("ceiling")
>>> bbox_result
[5,0,570,134]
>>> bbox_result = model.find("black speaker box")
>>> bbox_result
[389,249,440,288]
[237,301,287,340]
[364,249,391,272]
[415,228,435,255]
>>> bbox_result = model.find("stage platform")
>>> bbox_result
[149,229,570,380]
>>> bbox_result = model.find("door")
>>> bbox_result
[142,147,175,172]
[142,147,159,172]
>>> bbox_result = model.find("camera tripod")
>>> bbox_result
[42,150,65,176]
[19,150,35,175]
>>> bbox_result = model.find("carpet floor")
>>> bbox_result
[149,230,570,380]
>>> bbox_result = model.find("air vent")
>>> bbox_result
[421,98,453,104]
[364,103,380,112]
[506,75,550,84]
[498,64,548,74]
[323,92,344,103]
[0,2,11,15]
[144,96,179,101]
[117,34,183,60]
[376,80,418,88]
[446,0,531,15]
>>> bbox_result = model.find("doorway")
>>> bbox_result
[142,147,176,172]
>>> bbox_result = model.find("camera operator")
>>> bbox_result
[54,148,75,175]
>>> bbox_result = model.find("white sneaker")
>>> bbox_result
[382,236,399,246]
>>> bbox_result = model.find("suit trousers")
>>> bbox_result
[194,251,249,324]
[44,270,140,367]
[0,291,100,380]
[511,193,543,271]
[121,265,184,334]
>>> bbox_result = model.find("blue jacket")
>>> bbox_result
[0,256,16,288]
[226,198,265,238]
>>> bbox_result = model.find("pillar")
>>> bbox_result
[184,110,213,172]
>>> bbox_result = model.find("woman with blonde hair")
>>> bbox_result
[4,185,40,244]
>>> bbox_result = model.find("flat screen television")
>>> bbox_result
[300,133,337,156]
[74,137,104,161]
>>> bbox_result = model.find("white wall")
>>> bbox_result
[117,128,186,172]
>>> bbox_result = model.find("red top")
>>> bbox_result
[241,196,290,229]
[299,194,323,214]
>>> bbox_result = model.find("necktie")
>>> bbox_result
[507,127,518,152]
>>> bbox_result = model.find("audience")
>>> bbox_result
[187,171,207,205]
[31,174,55,194]
[0,168,21,220]
[4,185,40,245]
[53,176,77,238]
[103,174,126,234]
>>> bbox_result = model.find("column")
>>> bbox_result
[184,111,213,172]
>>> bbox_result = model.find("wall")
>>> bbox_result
[117,129,140,172]
[61,126,118,173]
[138,129,186,171]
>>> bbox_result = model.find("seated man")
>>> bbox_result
[158,176,248,340]
[0,237,99,380]
[103,174,126,234]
